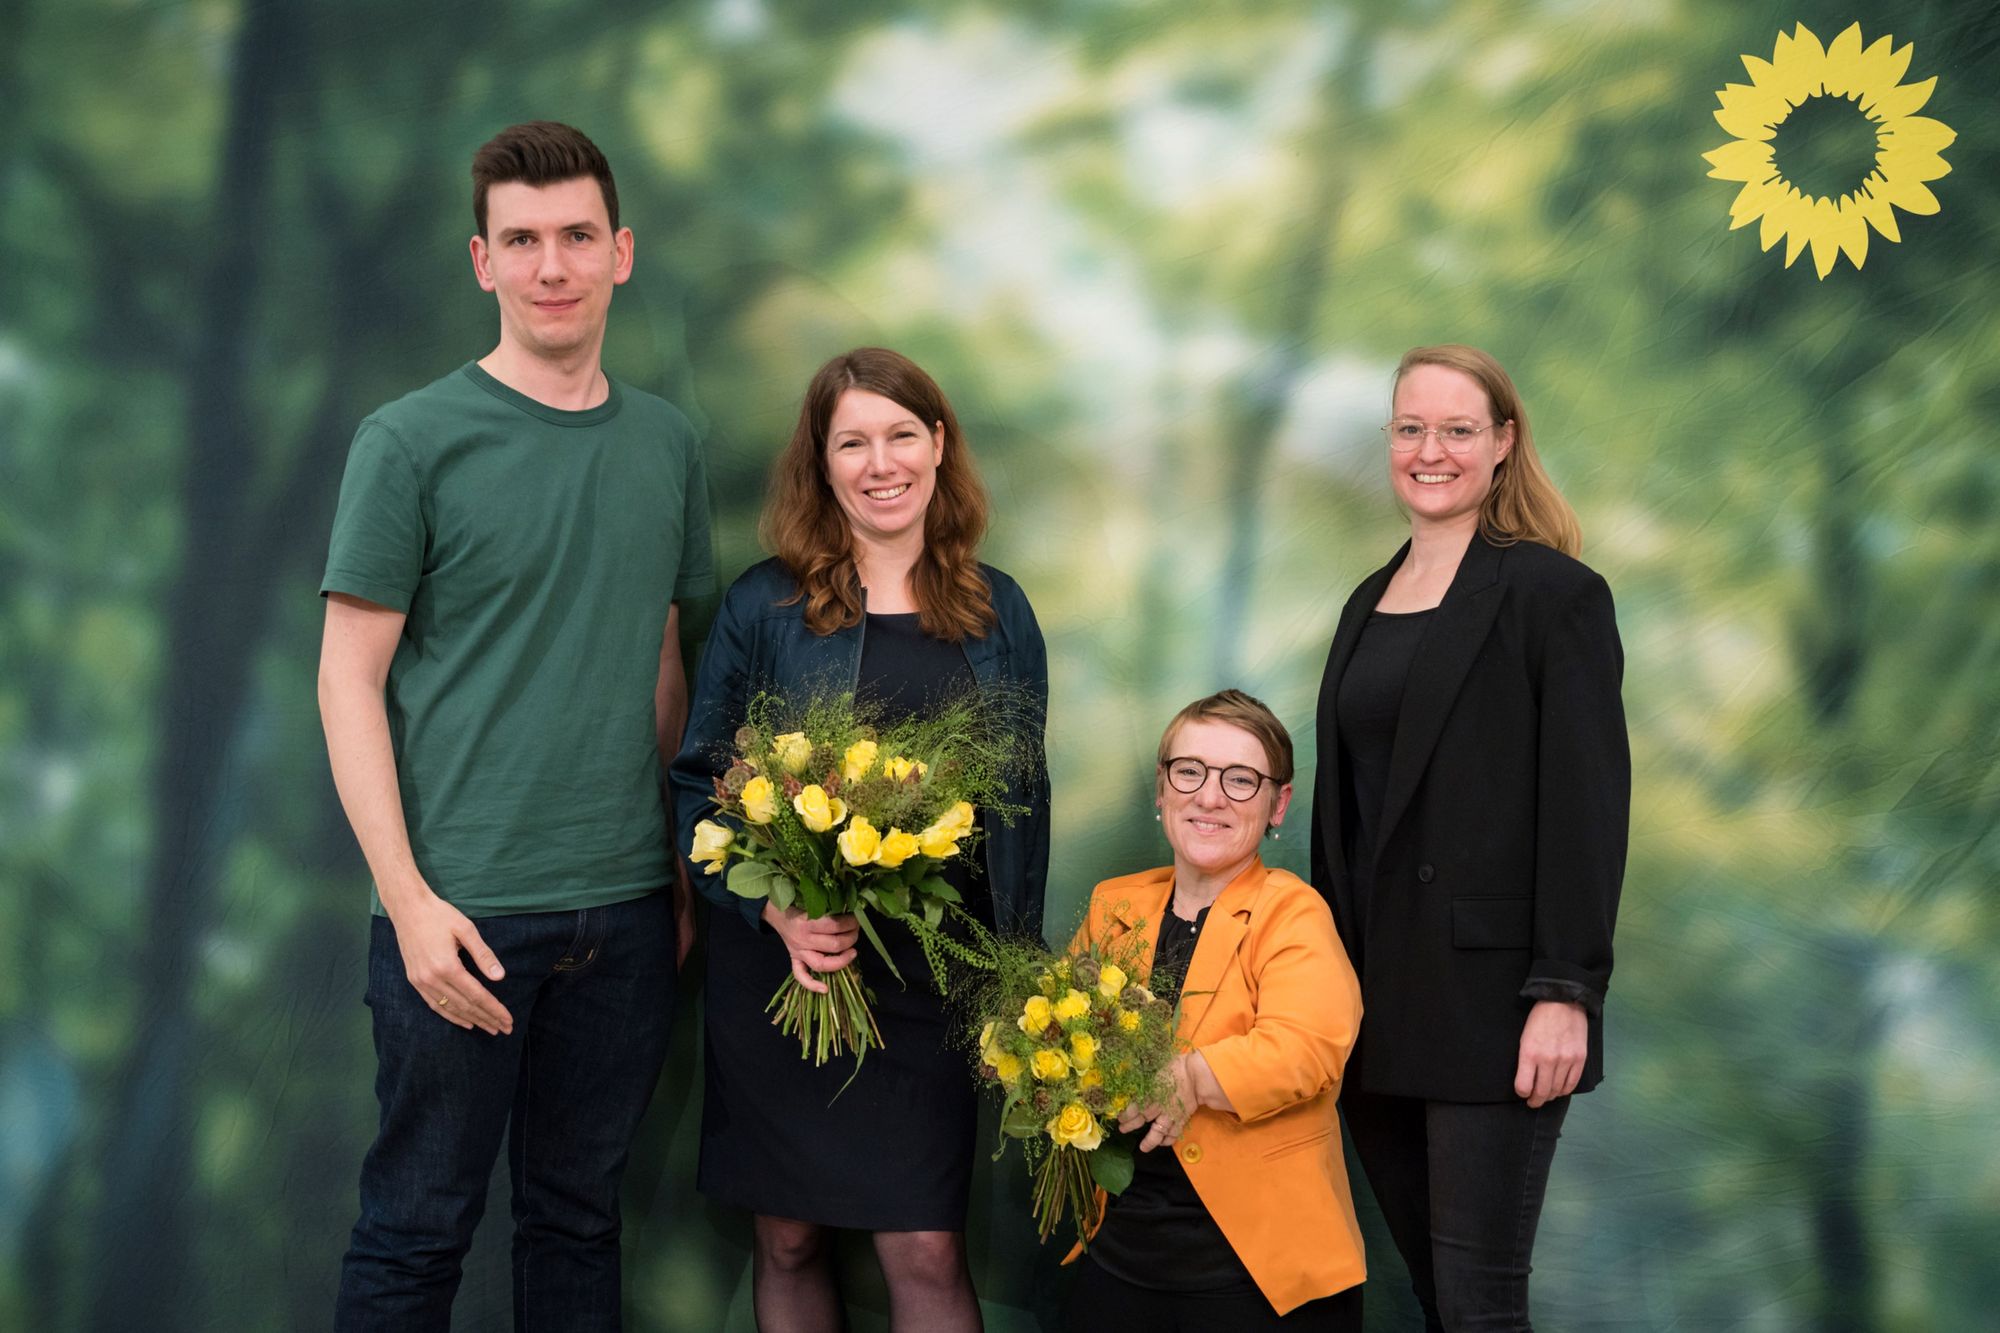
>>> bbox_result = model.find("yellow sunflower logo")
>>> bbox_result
[1704,22,1954,279]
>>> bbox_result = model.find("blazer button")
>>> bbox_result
[1180,1143,1202,1164]
[1417,864,1435,883]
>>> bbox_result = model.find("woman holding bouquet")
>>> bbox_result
[670,347,1049,1332]
[1065,690,1365,1330]
[1312,345,1628,1330]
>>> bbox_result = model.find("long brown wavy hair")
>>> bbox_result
[762,347,996,641]
[1394,345,1582,558]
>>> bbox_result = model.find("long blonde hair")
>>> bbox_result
[1394,345,1581,557]
[761,347,995,641]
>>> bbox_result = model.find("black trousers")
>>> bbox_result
[1065,1256,1362,1332]
[1340,1090,1569,1332]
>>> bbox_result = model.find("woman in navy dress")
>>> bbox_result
[671,347,1049,1332]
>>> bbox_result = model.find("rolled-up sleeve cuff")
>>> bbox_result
[1520,976,1603,1017]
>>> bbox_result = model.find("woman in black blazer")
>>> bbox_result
[1312,345,1628,1331]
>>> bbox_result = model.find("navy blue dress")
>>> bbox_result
[690,605,1023,1230]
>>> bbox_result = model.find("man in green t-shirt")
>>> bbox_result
[319,121,713,1331]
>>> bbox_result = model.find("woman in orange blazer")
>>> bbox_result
[1063,689,1366,1331]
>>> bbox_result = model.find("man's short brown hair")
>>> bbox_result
[471,121,620,237]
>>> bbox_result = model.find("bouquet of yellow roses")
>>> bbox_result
[689,690,1026,1066]
[973,932,1180,1244]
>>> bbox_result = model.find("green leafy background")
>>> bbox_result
[4,0,1996,1328]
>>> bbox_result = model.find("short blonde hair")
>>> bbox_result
[1156,689,1294,785]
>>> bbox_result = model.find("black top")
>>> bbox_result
[857,611,989,922]
[1310,535,1630,1101]
[858,610,971,716]
[1333,609,1433,962]
[1086,900,1259,1294]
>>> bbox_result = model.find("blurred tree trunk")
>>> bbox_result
[86,1,301,1326]
[1116,377,1202,871]
[0,0,26,188]
[18,869,72,1332]
[1797,431,1882,1333]
[1211,14,1382,684]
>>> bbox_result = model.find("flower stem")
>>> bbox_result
[766,966,883,1066]
[1029,1147,1101,1245]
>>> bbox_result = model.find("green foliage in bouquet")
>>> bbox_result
[690,685,1038,1066]
[969,921,1181,1245]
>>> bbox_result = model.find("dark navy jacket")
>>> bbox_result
[669,556,1051,941]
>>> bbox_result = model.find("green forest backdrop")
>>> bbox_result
[3,0,1997,1328]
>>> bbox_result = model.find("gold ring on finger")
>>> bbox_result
[437,995,451,1008]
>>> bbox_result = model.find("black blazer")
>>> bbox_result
[1311,534,1629,1102]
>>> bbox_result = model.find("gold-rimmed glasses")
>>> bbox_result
[1382,419,1502,454]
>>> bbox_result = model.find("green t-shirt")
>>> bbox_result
[320,362,715,916]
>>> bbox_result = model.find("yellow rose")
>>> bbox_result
[883,755,929,782]
[792,784,847,833]
[838,816,882,866]
[874,827,919,869]
[1047,1103,1104,1151]
[1108,1093,1129,1115]
[689,820,734,875]
[1053,989,1091,1022]
[1078,1067,1104,1090]
[922,802,963,844]
[980,1020,997,1049]
[740,775,777,824]
[1030,1048,1072,1081]
[842,738,879,781]
[982,1025,1019,1077]
[1070,1031,1097,1070]
[1018,995,1053,1032]
[773,731,813,774]
[1117,1008,1141,1032]
[1097,964,1127,1000]
[917,802,973,857]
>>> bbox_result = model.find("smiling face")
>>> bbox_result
[469,176,632,365]
[1157,717,1293,883]
[1388,362,1515,530]
[824,388,945,552]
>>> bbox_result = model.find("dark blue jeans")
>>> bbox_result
[335,893,676,1333]
[1340,1090,1569,1332]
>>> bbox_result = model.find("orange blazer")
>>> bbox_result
[1064,858,1366,1314]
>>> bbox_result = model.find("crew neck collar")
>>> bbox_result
[462,361,623,427]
